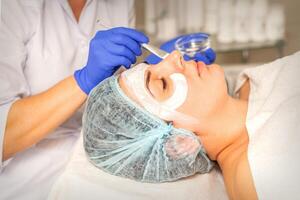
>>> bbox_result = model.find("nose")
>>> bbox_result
[149,50,184,78]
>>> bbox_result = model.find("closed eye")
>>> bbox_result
[145,70,154,97]
[161,78,167,90]
[145,70,168,97]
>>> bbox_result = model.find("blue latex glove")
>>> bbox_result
[74,27,149,94]
[145,35,216,65]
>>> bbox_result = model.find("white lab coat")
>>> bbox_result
[0,0,134,199]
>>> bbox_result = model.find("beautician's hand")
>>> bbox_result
[145,35,216,65]
[75,27,149,94]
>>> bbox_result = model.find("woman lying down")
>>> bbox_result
[82,50,300,200]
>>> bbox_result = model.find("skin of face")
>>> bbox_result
[119,50,229,133]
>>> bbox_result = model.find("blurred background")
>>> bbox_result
[135,0,300,66]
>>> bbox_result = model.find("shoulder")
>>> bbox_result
[1,0,43,15]
[105,0,135,15]
[1,0,44,40]
[106,0,134,7]
[104,0,135,27]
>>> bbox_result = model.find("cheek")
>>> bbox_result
[174,82,204,118]
[174,76,228,120]
[211,66,226,86]
[212,74,228,95]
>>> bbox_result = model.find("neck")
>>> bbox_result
[195,96,248,161]
[68,0,87,22]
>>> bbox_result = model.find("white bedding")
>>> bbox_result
[235,51,300,199]
[48,51,300,199]
[48,134,228,200]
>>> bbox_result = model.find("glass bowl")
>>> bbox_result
[175,33,210,58]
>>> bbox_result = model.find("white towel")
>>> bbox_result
[234,51,300,199]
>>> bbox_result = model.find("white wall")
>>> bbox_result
[135,0,300,64]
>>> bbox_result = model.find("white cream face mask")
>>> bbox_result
[121,63,199,124]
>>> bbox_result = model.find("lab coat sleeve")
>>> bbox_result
[0,0,39,169]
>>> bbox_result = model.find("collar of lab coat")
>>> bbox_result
[58,0,98,37]
[58,0,94,23]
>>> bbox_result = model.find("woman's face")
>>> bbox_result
[119,50,229,132]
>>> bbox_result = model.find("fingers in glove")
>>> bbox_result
[102,53,132,69]
[112,27,149,44]
[204,48,216,64]
[193,53,210,65]
[106,42,137,65]
[110,33,143,56]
